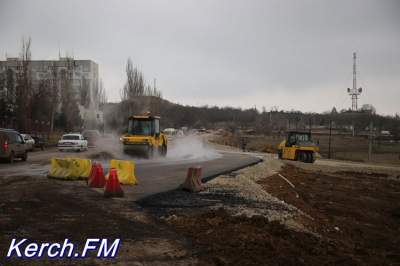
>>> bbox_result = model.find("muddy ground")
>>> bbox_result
[148,161,400,266]
[0,175,200,265]
[1,153,400,265]
[258,164,400,265]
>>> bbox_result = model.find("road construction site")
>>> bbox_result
[1,134,400,265]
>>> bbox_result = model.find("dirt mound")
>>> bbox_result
[334,170,389,178]
[168,208,360,266]
[259,164,400,265]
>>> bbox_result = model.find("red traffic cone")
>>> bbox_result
[104,168,124,198]
[87,162,98,184]
[88,163,106,188]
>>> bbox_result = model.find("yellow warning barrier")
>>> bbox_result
[70,158,92,179]
[107,159,137,185]
[48,158,92,180]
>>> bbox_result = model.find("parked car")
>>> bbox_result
[58,133,88,152]
[32,135,45,150]
[21,134,35,151]
[0,128,28,162]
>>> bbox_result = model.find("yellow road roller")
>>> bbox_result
[277,131,319,163]
[120,113,168,158]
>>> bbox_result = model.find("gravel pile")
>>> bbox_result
[140,154,302,227]
[202,155,299,223]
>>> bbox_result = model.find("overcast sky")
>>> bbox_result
[0,0,399,114]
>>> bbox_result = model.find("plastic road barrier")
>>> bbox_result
[181,166,204,192]
[48,157,92,180]
[107,159,137,185]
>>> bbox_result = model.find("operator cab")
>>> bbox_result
[286,131,312,147]
[127,115,160,137]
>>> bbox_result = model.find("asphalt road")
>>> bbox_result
[126,151,262,200]
[0,142,262,201]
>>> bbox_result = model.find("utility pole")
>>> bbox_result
[368,121,373,161]
[328,120,332,159]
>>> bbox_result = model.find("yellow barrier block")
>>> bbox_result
[108,159,137,185]
[70,158,92,179]
[48,158,92,180]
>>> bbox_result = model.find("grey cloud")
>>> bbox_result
[0,0,399,114]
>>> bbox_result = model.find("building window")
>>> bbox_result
[83,64,90,72]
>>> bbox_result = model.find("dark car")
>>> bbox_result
[0,128,28,163]
[32,135,45,150]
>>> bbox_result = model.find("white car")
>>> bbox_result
[58,133,88,152]
[21,134,35,151]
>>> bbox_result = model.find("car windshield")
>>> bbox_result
[62,135,80,140]
[128,119,153,136]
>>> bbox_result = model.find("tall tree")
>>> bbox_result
[16,37,32,132]
[59,57,82,131]
[98,79,107,106]
[49,62,59,132]
[32,79,52,122]
[79,75,90,108]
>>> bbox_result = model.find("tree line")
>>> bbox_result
[106,77,400,138]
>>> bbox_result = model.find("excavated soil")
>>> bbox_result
[167,208,362,266]
[258,164,400,265]
[160,163,400,266]
[0,176,198,266]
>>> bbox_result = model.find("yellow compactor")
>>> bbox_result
[120,113,168,158]
[277,131,319,163]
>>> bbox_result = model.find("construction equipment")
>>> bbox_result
[277,131,319,163]
[120,113,168,158]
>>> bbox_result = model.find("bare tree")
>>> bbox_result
[32,79,52,123]
[49,62,59,132]
[98,79,107,106]
[59,56,82,131]
[79,75,90,108]
[16,37,33,132]
[122,57,145,100]
[118,57,164,119]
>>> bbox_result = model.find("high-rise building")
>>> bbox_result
[0,57,103,127]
